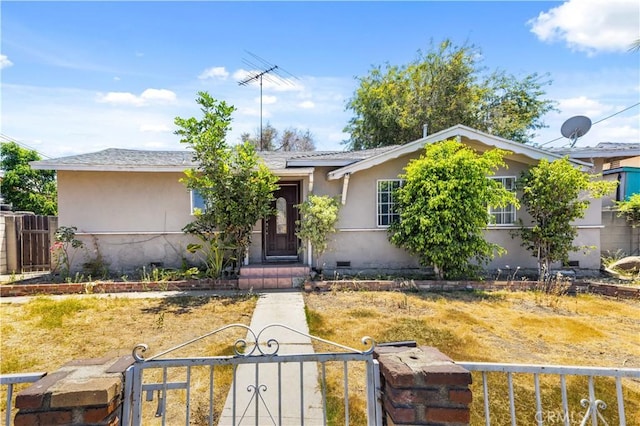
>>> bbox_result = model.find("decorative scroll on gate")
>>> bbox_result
[123,323,382,426]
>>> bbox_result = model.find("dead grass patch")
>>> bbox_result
[304,290,640,425]
[1,293,257,423]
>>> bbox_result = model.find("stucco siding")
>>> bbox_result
[57,170,200,272]
[58,170,192,232]
[320,229,418,270]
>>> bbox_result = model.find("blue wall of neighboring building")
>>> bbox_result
[604,167,640,201]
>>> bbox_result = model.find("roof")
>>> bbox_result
[327,124,591,180]
[30,125,592,176]
[29,146,396,172]
[549,142,640,160]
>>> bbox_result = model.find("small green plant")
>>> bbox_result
[186,233,234,279]
[295,195,340,270]
[82,234,109,279]
[51,226,85,278]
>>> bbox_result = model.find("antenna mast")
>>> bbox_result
[238,52,297,150]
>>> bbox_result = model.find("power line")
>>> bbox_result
[0,133,53,159]
[538,101,640,147]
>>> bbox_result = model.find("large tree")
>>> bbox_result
[241,123,316,151]
[344,39,556,150]
[1,142,57,215]
[512,158,616,281]
[388,139,517,279]
[175,92,279,272]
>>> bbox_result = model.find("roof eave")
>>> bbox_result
[286,159,358,167]
[327,125,591,180]
[30,163,190,172]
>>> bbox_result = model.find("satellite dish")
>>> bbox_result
[561,115,592,147]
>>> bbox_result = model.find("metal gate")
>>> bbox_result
[17,215,52,272]
[122,323,382,426]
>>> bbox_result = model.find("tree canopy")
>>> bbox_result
[344,39,556,150]
[388,139,517,279]
[241,123,316,151]
[0,142,57,215]
[175,92,279,273]
[512,158,616,281]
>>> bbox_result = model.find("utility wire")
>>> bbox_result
[0,133,53,159]
[538,101,640,147]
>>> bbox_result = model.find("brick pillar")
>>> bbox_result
[374,346,472,426]
[14,355,133,426]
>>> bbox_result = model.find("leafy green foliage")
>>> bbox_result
[616,193,640,226]
[388,139,517,279]
[51,226,85,278]
[0,142,57,214]
[513,158,617,280]
[295,194,340,268]
[344,39,556,149]
[176,92,279,270]
[186,233,233,278]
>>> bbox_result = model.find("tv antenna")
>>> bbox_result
[238,51,297,150]
[560,115,592,147]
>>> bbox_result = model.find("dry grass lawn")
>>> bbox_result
[303,290,640,425]
[1,293,257,424]
[1,289,638,425]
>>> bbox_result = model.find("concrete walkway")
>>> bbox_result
[218,291,324,425]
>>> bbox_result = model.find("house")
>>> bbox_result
[552,142,640,256]
[30,125,603,279]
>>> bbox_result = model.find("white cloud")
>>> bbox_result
[96,88,177,106]
[298,100,315,109]
[0,54,14,69]
[528,0,640,55]
[557,96,612,118]
[97,91,144,106]
[260,95,277,105]
[140,123,172,132]
[113,76,121,81]
[199,66,229,80]
[140,88,176,102]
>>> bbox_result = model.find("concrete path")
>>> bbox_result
[218,291,324,425]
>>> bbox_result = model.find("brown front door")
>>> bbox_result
[265,183,299,258]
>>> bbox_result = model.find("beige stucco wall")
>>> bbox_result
[55,148,607,275]
[57,170,200,273]
[321,151,604,273]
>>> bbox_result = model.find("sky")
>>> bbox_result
[1,0,639,159]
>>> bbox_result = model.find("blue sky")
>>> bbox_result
[1,0,639,158]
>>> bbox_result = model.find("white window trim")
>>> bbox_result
[488,176,517,227]
[376,179,403,228]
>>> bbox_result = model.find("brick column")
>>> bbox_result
[375,346,472,426]
[14,355,133,426]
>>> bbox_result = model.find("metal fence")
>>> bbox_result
[458,362,640,426]
[122,323,382,426]
[0,372,46,425]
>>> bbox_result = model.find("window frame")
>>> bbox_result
[488,176,517,226]
[190,189,206,215]
[376,179,403,228]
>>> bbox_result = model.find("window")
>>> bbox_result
[377,179,402,227]
[276,197,287,234]
[191,190,206,214]
[489,177,516,225]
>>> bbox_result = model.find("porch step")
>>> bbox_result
[238,264,310,290]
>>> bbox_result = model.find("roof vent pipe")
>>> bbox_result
[422,124,428,138]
